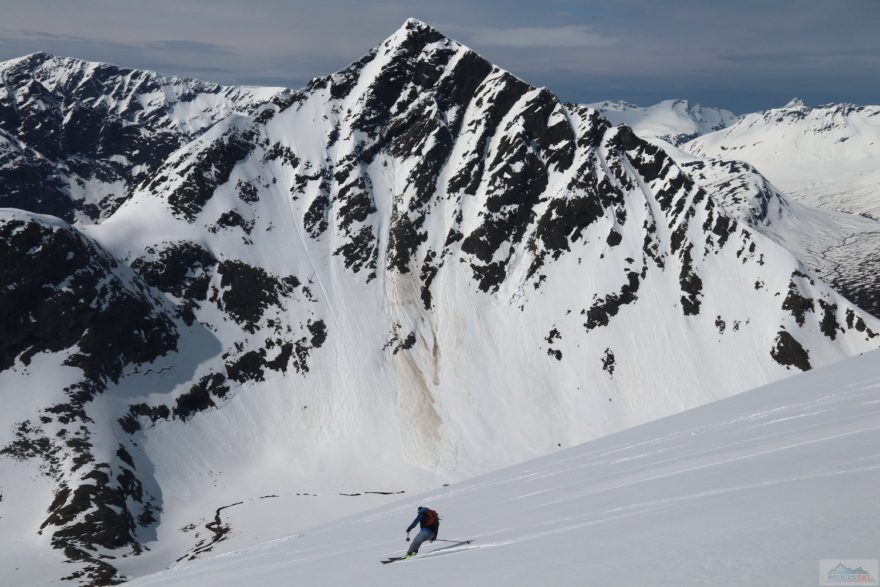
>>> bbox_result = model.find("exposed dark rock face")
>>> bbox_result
[0,214,177,379]
[602,348,616,376]
[132,242,217,325]
[770,330,812,371]
[782,272,816,326]
[679,246,703,316]
[845,309,878,338]
[174,374,231,421]
[0,211,179,584]
[818,300,842,340]
[211,261,299,333]
[166,128,258,221]
[0,52,283,222]
[584,271,641,331]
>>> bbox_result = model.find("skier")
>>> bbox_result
[404,506,440,557]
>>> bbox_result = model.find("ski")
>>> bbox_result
[427,539,471,553]
[381,540,473,564]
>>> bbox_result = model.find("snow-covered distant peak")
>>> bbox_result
[685,99,880,216]
[589,99,738,146]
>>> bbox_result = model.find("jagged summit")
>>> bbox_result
[401,17,440,32]
[0,51,287,223]
[783,97,807,109]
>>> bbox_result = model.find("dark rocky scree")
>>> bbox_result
[0,213,179,584]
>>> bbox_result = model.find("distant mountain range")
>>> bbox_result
[589,99,737,146]
[0,19,877,585]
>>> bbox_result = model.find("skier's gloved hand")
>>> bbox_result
[405,533,410,542]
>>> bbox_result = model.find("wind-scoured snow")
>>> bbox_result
[127,348,880,587]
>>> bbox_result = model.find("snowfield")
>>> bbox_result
[685,99,880,220]
[589,99,738,147]
[128,349,880,587]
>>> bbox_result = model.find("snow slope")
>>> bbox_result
[679,158,880,317]
[128,348,880,587]
[590,99,738,146]
[686,99,880,219]
[676,99,880,316]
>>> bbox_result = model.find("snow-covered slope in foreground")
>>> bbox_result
[129,349,880,587]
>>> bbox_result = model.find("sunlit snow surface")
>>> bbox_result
[589,99,738,147]
[686,101,880,219]
[129,349,880,587]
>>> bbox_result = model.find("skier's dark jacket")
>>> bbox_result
[407,507,439,535]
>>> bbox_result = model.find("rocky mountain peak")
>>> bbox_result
[1,20,879,586]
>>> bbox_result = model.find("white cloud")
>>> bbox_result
[465,25,616,48]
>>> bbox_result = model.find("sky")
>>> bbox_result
[0,0,877,113]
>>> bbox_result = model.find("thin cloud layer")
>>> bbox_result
[463,25,615,49]
[0,0,876,112]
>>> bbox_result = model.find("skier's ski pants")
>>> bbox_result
[407,528,437,555]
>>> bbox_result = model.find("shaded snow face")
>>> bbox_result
[0,19,879,585]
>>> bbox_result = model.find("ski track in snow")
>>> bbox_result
[128,349,880,587]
